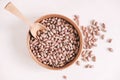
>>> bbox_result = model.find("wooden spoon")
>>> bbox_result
[4,2,46,38]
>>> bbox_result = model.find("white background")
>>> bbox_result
[0,0,120,80]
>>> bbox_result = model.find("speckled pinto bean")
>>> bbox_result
[29,17,80,68]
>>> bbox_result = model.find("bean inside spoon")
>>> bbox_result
[4,2,46,38]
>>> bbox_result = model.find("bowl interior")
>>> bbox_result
[27,14,83,70]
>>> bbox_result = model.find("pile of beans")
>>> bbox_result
[73,15,113,69]
[29,17,80,68]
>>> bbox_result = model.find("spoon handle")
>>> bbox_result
[4,2,32,26]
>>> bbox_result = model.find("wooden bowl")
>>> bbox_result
[27,14,83,70]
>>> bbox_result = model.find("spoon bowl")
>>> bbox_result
[27,14,83,70]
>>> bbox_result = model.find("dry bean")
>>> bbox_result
[29,17,80,68]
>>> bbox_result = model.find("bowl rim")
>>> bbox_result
[27,14,83,70]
